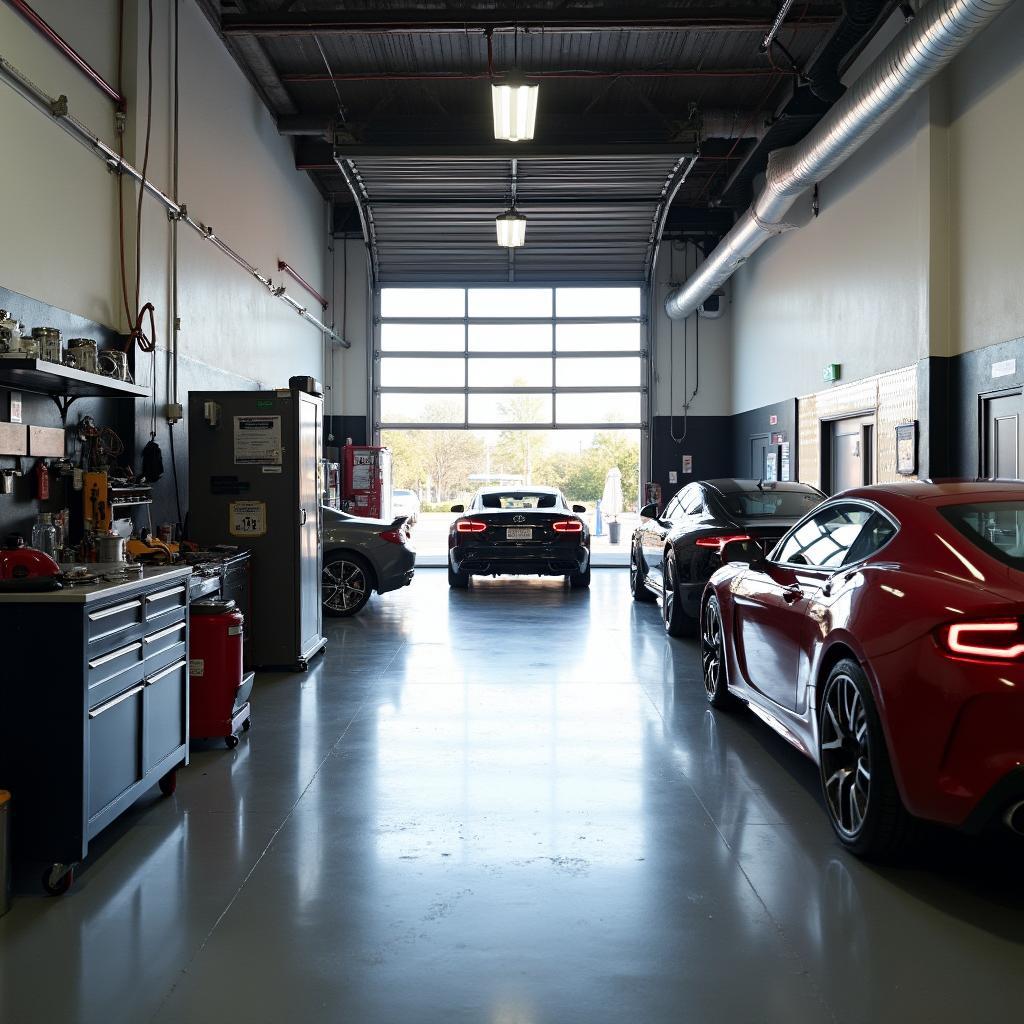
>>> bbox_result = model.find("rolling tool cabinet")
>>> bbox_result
[0,566,191,893]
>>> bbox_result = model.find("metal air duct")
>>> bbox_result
[664,0,1014,321]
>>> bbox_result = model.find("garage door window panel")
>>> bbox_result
[556,392,641,426]
[468,288,552,318]
[380,288,465,318]
[555,357,642,388]
[469,358,552,388]
[381,393,465,424]
[381,323,465,353]
[468,393,553,425]
[380,358,465,389]
[556,288,642,318]
[556,323,642,352]
[469,324,552,352]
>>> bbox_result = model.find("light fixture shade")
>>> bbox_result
[492,82,539,142]
[496,210,527,248]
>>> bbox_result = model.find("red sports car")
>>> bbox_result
[700,480,1024,858]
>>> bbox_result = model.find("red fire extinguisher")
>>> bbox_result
[34,459,49,500]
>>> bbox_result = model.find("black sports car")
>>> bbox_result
[630,478,825,635]
[449,487,591,588]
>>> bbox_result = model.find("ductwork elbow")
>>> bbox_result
[664,0,1014,322]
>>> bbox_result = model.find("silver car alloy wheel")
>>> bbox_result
[820,673,872,839]
[322,558,368,612]
[701,602,723,699]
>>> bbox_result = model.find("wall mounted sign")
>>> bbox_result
[765,451,778,481]
[822,363,841,382]
[769,414,778,426]
[668,470,678,485]
[229,499,267,537]
[681,455,693,474]
[779,442,791,481]
[991,358,1016,379]
[233,415,282,465]
[895,422,918,476]
[771,431,785,445]
[8,391,21,424]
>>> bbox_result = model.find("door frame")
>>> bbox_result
[818,408,876,495]
[749,433,770,480]
[977,386,1022,479]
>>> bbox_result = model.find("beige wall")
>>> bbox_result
[0,0,332,395]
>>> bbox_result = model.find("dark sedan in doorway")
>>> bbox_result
[630,478,825,635]
[449,487,591,588]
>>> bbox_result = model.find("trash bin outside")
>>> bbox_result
[0,790,10,918]
[608,520,621,545]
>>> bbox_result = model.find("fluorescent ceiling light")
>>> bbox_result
[492,82,539,142]
[496,210,527,248]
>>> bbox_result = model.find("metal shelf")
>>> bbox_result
[0,357,148,399]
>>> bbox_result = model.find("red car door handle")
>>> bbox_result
[782,585,803,603]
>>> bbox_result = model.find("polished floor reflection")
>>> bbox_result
[2,570,1024,1023]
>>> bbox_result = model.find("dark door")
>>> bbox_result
[750,434,769,479]
[983,393,1023,479]
[829,415,874,494]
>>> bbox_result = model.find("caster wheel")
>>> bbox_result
[158,769,178,797]
[225,734,240,750]
[42,863,74,896]
[242,718,251,732]
[297,661,309,673]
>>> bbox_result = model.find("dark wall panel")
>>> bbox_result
[731,398,799,481]
[324,415,367,448]
[650,415,732,504]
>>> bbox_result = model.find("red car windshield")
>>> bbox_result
[939,501,1024,571]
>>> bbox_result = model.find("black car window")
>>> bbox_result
[842,512,897,565]
[662,495,683,521]
[682,489,704,515]
[776,504,873,568]
[714,486,823,518]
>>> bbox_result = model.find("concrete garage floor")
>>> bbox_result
[2,571,1024,1023]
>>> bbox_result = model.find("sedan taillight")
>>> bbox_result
[552,520,583,533]
[455,519,488,533]
[378,529,407,545]
[695,533,751,552]
[937,619,1024,661]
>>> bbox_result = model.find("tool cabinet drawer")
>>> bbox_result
[144,659,187,771]
[144,584,188,622]
[87,640,145,710]
[86,598,145,656]
[88,684,143,820]
[143,616,187,676]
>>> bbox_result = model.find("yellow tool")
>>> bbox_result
[126,535,176,564]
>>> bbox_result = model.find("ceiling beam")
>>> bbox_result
[222,6,840,36]
[297,141,697,168]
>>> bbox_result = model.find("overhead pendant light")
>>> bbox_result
[491,80,539,142]
[496,209,527,248]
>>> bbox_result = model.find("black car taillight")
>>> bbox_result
[552,520,583,534]
[695,533,751,553]
[455,519,487,533]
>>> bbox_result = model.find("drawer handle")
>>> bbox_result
[89,684,144,718]
[88,599,143,622]
[146,586,186,603]
[87,641,142,670]
[144,622,186,644]
[147,659,187,684]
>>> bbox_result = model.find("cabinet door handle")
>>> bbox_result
[88,641,142,669]
[147,659,187,684]
[88,599,142,622]
[144,622,186,644]
[89,684,144,718]
[146,585,186,603]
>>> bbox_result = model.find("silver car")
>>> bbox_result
[392,489,421,525]
[322,506,416,616]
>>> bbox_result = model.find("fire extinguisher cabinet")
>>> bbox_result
[342,444,392,520]
[189,599,254,749]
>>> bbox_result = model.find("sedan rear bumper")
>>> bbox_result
[376,549,417,594]
[452,543,589,577]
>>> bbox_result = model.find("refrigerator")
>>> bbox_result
[188,387,327,670]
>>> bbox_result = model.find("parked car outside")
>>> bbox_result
[392,489,421,525]
[448,486,591,588]
[700,480,1024,858]
[322,506,415,616]
[630,478,825,635]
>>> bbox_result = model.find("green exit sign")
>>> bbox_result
[822,363,841,382]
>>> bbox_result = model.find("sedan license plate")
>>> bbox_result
[506,527,533,540]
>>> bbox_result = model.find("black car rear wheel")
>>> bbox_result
[448,563,470,588]
[569,566,591,589]
[701,596,737,709]
[630,544,655,602]
[663,553,696,637]
[323,552,373,617]
[818,659,916,860]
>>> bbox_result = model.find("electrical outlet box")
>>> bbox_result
[165,402,184,424]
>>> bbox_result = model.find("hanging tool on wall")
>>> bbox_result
[33,459,49,500]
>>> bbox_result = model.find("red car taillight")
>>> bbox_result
[695,533,751,552]
[937,619,1024,661]
[455,519,487,533]
[552,519,583,533]
[378,529,407,545]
